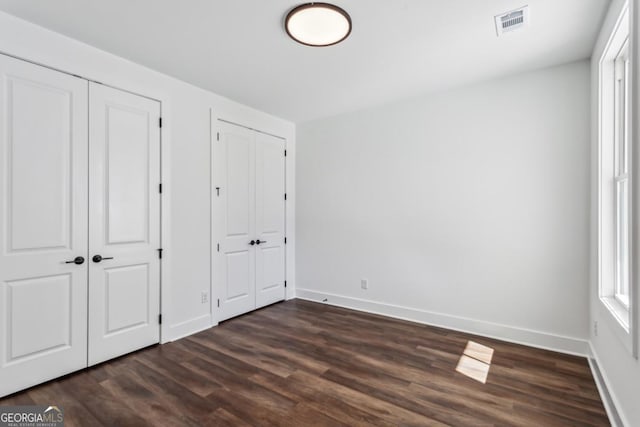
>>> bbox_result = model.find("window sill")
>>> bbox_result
[601,296,630,332]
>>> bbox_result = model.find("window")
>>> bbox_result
[598,5,632,336]
[614,38,630,310]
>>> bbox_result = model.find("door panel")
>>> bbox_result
[214,122,256,321]
[226,251,251,300]
[226,136,251,236]
[104,264,149,334]
[9,78,73,252]
[88,83,160,366]
[255,133,286,308]
[0,54,88,397]
[7,274,72,361]
[105,105,150,244]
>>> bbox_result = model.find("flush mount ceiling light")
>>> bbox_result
[285,3,352,47]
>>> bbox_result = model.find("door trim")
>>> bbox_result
[218,118,287,141]
[0,49,162,103]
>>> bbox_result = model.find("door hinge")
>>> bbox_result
[159,183,163,193]
[284,237,287,244]
[217,132,220,141]
[157,248,163,259]
[217,299,220,308]
[217,243,220,252]
[159,314,162,324]
[159,117,163,128]
[215,187,220,197]
[284,193,287,201]
[284,149,287,157]
[284,280,287,288]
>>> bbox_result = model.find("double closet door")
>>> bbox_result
[214,121,286,321]
[0,54,160,397]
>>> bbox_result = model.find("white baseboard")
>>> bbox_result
[295,288,590,357]
[163,314,213,343]
[589,343,626,427]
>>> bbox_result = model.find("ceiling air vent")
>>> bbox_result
[495,6,529,36]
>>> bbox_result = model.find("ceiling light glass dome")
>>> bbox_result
[285,3,352,47]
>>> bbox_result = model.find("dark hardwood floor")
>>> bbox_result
[0,300,609,426]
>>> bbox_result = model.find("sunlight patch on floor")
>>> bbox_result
[455,341,495,384]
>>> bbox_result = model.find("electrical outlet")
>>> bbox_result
[201,292,209,304]
[594,320,598,337]
[361,279,368,290]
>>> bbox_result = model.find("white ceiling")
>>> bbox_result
[0,0,610,123]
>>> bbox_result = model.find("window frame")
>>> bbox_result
[598,4,637,357]
[613,38,630,309]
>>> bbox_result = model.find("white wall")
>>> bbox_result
[0,11,295,342]
[297,60,591,355]
[590,0,640,426]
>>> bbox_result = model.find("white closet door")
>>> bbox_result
[214,121,256,321]
[0,55,88,397]
[88,83,160,366]
[255,133,286,308]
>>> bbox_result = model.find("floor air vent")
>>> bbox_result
[495,6,529,36]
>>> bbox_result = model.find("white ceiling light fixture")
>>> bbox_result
[285,3,352,47]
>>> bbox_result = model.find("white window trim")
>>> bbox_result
[598,3,637,357]
[613,38,630,310]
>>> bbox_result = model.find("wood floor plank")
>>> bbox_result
[136,350,221,397]
[61,372,152,427]
[0,299,609,426]
[249,371,397,427]
[25,381,104,427]
[204,388,292,427]
[100,374,202,427]
[181,356,298,413]
[203,408,253,427]
[123,358,220,419]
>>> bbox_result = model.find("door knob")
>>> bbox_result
[249,240,256,246]
[65,256,85,265]
[92,255,114,263]
[256,239,267,245]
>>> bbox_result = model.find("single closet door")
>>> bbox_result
[215,121,256,321]
[0,54,89,396]
[254,132,286,309]
[88,83,161,366]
